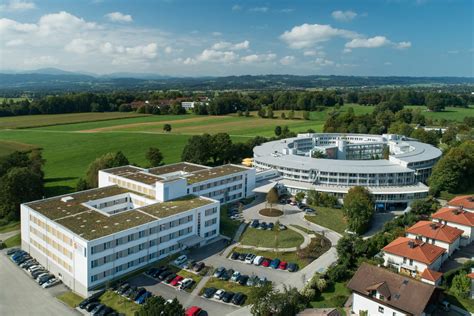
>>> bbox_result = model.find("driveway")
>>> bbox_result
[441,243,474,272]
[0,250,79,316]
[128,274,239,316]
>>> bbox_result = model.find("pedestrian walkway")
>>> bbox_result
[0,229,20,242]
[191,275,210,296]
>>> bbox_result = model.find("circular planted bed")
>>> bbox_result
[259,208,283,217]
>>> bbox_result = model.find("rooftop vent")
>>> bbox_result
[408,240,415,248]
[61,196,74,203]
[430,223,438,230]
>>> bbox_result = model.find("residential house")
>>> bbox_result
[447,195,474,212]
[431,207,474,246]
[406,221,463,256]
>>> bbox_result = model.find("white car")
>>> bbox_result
[245,253,256,264]
[173,255,188,266]
[29,265,43,273]
[42,278,61,288]
[214,289,225,300]
[35,272,49,281]
[178,278,194,290]
[253,256,264,266]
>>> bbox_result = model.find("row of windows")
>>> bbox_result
[205,218,217,227]
[109,176,156,197]
[30,214,72,246]
[30,238,72,273]
[30,226,73,260]
[192,175,243,192]
[205,207,218,216]
[204,229,217,238]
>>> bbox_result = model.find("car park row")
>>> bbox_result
[229,251,299,272]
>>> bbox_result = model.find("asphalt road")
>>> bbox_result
[0,250,79,316]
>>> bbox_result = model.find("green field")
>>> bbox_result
[0,221,20,234]
[56,291,84,308]
[405,105,474,122]
[304,207,347,234]
[239,227,304,248]
[0,140,37,156]
[99,290,141,316]
[310,281,350,310]
[4,233,21,248]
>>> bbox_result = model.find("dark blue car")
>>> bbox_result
[270,258,280,269]
[135,291,152,304]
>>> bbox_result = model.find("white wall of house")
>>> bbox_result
[406,233,460,256]
[432,219,473,244]
[383,252,444,274]
[352,293,408,316]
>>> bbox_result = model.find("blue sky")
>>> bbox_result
[0,0,472,76]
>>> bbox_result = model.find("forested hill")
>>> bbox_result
[1,72,473,92]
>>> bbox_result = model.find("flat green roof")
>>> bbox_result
[139,195,214,218]
[186,164,248,184]
[148,162,208,176]
[121,172,163,185]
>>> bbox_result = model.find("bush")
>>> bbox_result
[331,295,349,307]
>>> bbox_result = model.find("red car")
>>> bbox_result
[170,275,184,286]
[261,258,271,267]
[185,306,202,316]
[278,261,288,270]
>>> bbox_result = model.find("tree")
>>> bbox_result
[244,109,250,117]
[267,107,274,119]
[76,178,89,191]
[288,110,295,120]
[295,192,305,202]
[146,147,164,167]
[266,187,279,210]
[274,126,282,137]
[302,111,310,120]
[258,108,266,118]
[138,296,185,316]
[426,93,446,112]
[181,134,213,165]
[280,112,286,119]
[343,186,374,234]
[250,284,307,316]
[85,151,129,187]
[210,133,233,164]
[450,272,470,298]
[429,141,474,196]
[163,123,172,132]
[311,150,327,158]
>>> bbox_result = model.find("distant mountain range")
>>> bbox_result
[0,68,473,92]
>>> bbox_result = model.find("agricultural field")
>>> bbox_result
[0,140,37,156]
[405,105,474,122]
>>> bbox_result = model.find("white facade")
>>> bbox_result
[432,219,474,245]
[383,252,444,276]
[406,232,460,256]
[352,293,408,316]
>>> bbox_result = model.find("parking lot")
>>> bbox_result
[0,250,79,316]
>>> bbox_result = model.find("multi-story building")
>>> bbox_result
[382,237,446,277]
[253,133,442,210]
[20,162,255,297]
[405,221,463,256]
[446,195,474,212]
[431,207,474,246]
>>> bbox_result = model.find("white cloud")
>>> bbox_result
[395,41,411,49]
[303,50,325,57]
[5,38,24,46]
[0,18,37,34]
[331,10,357,22]
[345,36,390,48]
[23,55,58,66]
[105,12,133,23]
[164,46,182,54]
[280,23,358,49]
[232,5,242,11]
[240,53,276,63]
[279,8,294,13]
[0,0,36,12]
[37,11,97,36]
[211,40,249,51]
[279,55,295,65]
[197,49,238,63]
[314,57,334,67]
[65,38,97,54]
[249,7,268,13]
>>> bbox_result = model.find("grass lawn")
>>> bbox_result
[0,221,20,234]
[231,246,308,268]
[289,224,314,235]
[220,205,242,239]
[0,140,37,156]
[199,277,254,304]
[310,281,350,309]
[4,233,21,247]
[445,293,474,313]
[239,227,304,248]
[405,105,474,122]
[305,206,347,234]
[167,266,204,292]
[99,290,142,316]
[56,291,84,308]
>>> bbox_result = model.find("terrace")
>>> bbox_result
[139,195,214,218]
[185,164,248,184]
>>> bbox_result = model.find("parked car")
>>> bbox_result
[270,258,281,269]
[91,303,105,316]
[19,259,35,269]
[238,275,249,286]
[258,276,268,287]
[222,291,235,303]
[238,253,247,261]
[250,219,259,228]
[132,288,147,301]
[38,274,54,285]
[85,302,100,312]
[253,256,264,265]
[213,267,226,278]
[152,266,168,278]
[42,277,61,288]
[15,255,31,265]
[278,261,288,270]
[96,306,112,316]
[193,262,205,272]
[183,260,196,270]
[246,276,258,287]
[6,248,21,255]
[279,224,287,230]
[135,291,152,304]
[79,298,94,309]
[245,253,256,264]
[123,286,136,298]
[258,222,267,230]
[178,278,194,290]
[267,222,274,230]
[174,255,188,266]
[28,264,42,273]
[287,263,299,272]
[185,306,202,316]
[304,207,315,213]
[203,287,217,298]
[261,258,271,267]
[214,289,225,300]
[231,271,241,282]
[32,269,48,279]
[230,252,240,260]
[170,275,184,286]
[164,273,178,284]
[232,292,246,305]
[158,270,172,281]
[11,250,27,260]
[145,268,158,277]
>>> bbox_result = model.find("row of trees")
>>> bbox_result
[0,150,45,223]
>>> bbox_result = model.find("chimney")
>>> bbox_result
[408,240,415,248]
[430,223,438,230]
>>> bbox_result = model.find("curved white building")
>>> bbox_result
[253,133,442,210]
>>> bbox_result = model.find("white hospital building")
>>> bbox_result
[20,163,255,297]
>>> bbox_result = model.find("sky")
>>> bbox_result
[0,0,472,77]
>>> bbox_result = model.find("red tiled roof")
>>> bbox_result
[406,221,463,243]
[421,268,443,282]
[432,207,474,227]
[467,273,474,279]
[448,195,474,210]
[383,237,445,265]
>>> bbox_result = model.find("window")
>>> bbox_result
[378,306,384,313]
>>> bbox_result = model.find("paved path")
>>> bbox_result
[191,275,210,296]
[0,250,79,316]
[0,229,20,242]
